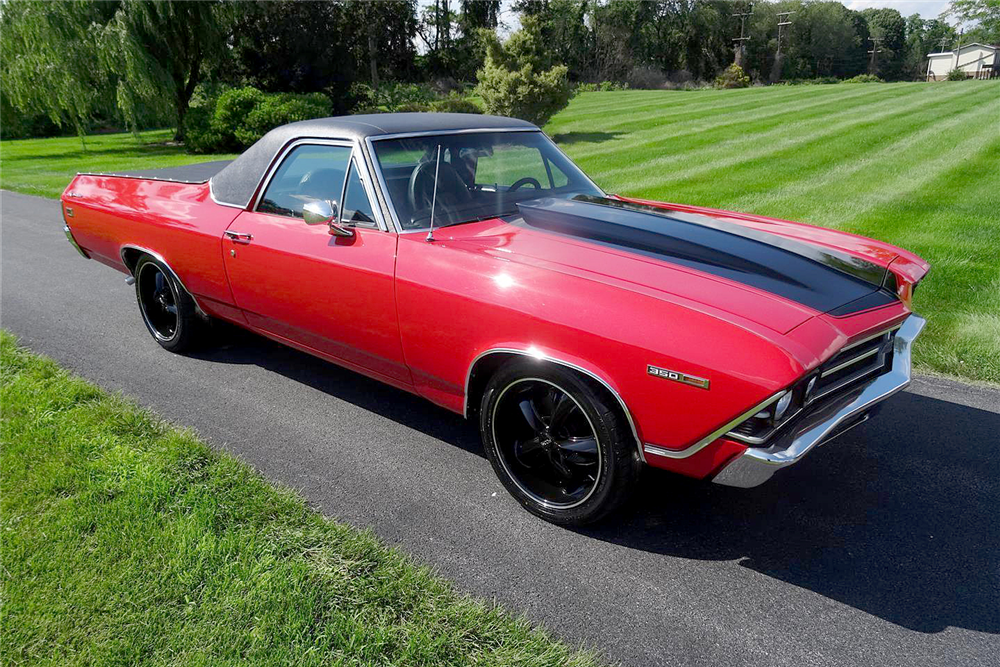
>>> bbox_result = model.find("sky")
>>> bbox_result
[845,1,951,19]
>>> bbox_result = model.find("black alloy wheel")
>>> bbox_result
[134,255,200,352]
[480,361,640,525]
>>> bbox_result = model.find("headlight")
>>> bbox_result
[774,392,793,421]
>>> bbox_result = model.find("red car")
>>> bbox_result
[62,113,929,525]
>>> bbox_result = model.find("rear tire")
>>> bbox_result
[480,360,641,526]
[134,255,200,353]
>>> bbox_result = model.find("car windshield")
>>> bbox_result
[371,130,603,231]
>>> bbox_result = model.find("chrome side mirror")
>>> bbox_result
[303,199,354,237]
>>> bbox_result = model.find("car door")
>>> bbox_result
[222,140,410,386]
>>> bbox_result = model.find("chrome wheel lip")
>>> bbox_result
[136,262,178,343]
[491,377,602,511]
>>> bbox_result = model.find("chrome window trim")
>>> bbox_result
[209,178,246,209]
[339,155,382,230]
[250,138,389,233]
[365,128,605,234]
[464,348,647,464]
[118,244,205,317]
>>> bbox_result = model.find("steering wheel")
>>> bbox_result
[509,177,542,192]
[407,159,471,222]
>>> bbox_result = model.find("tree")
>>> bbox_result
[475,16,573,127]
[1,1,121,139]
[903,15,956,79]
[100,1,234,141]
[946,0,1000,43]
[1,0,233,142]
[861,7,907,80]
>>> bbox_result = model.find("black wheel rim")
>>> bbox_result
[492,378,601,509]
[137,263,178,341]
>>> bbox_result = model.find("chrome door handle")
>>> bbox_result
[224,230,253,244]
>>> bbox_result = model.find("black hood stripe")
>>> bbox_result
[515,196,897,316]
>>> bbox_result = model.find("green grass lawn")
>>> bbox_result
[0,129,237,199]
[547,81,1000,384]
[0,331,597,667]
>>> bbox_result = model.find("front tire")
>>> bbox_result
[480,361,641,525]
[134,255,200,352]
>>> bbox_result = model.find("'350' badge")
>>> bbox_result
[647,365,710,390]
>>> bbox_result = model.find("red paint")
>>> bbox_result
[62,175,929,480]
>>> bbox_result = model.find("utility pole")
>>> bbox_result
[732,3,753,68]
[770,11,794,83]
[868,36,883,74]
[954,28,964,71]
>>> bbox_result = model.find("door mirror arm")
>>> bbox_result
[302,199,354,237]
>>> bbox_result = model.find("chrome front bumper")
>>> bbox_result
[712,313,926,489]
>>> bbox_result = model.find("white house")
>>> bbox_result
[926,43,998,80]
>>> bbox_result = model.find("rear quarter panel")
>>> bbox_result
[62,175,242,312]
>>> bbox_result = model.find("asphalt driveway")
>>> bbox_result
[3,190,998,666]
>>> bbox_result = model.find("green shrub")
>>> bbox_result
[782,77,841,86]
[842,74,884,83]
[183,104,229,153]
[429,96,481,113]
[475,18,573,126]
[185,86,330,153]
[946,68,969,81]
[351,82,438,113]
[714,64,751,89]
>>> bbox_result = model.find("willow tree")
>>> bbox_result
[1,0,233,142]
[100,0,234,140]
[0,1,119,140]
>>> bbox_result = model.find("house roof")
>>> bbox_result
[927,42,998,57]
[210,113,538,208]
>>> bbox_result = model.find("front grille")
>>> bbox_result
[726,325,898,445]
[810,328,896,405]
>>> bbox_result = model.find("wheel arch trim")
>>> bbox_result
[463,347,647,464]
[119,244,205,316]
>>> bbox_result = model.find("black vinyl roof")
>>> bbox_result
[210,113,537,208]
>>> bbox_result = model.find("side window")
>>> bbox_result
[258,144,351,220]
[341,161,376,226]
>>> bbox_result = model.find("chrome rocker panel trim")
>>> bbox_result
[712,313,926,488]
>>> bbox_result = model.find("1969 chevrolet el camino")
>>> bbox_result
[62,113,929,525]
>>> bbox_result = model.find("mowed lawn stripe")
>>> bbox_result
[556,84,912,160]
[593,82,970,187]
[550,82,1000,383]
[730,93,1000,214]
[554,84,851,128]
[623,82,997,200]
[847,140,1000,381]
[559,85,922,173]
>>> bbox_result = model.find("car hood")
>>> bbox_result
[435,196,902,335]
